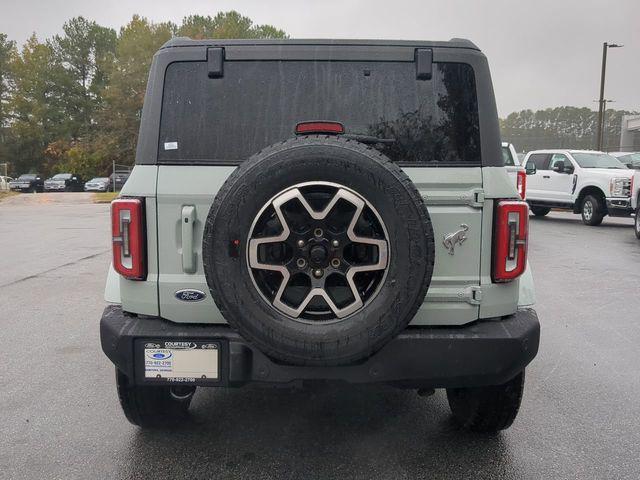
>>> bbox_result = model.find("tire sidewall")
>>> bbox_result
[582,195,603,226]
[203,138,434,365]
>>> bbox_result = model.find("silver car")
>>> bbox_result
[84,177,110,192]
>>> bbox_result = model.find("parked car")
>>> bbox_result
[109,172,130,191]
[101,37,539,433]
[524,149,633,225]
[609,151,640,170]
[44,173,83,192]
[8,173,44,193]
[84,177,111,192]
[631,170,640,239]
[0,175,13,191]
[502,142,526,198]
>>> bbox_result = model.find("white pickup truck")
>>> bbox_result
[502,142,526,199]
[632,170,640,238]
[523,149,634,226]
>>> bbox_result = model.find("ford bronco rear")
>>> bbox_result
[100,38,539,432]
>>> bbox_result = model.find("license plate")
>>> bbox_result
[143,341,219,382]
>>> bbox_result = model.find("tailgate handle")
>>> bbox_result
[181,205,197,273]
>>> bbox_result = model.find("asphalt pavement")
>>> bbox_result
[1,192,639,479]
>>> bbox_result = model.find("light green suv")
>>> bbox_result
[101,38,539,432]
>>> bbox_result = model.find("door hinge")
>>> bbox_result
[465,285,483,305]
[207,47,224,78]
[415,48,433,80]
[471,189,485,207]
[426,286,483,305]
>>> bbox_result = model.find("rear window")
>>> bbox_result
[158,61,480,166]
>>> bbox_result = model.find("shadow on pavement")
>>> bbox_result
[119,384,522,479]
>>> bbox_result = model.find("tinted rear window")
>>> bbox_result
[158,61,480,166]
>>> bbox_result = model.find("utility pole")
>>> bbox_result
[112,160,116,193]
[593,99,615,151]
[595,42,623,150]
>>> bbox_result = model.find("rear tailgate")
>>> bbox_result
[119,42,522,326]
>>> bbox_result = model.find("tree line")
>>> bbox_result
[0,12,287,179]
[500,106,638,153]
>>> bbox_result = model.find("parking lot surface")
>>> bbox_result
[1,193,639,479]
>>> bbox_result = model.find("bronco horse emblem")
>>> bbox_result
[443,224,469,255]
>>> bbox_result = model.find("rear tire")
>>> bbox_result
[530,206,550,217]
[446,371,525,433]
[581,194,604,226]
[635,205,640,239]
[116,368,195,427]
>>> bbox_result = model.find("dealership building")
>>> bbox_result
[620,115,640,151]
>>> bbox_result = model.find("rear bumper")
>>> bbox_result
[100,305,540,389]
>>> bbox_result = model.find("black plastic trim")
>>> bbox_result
[101,305,540,388]
[207,47,224,78]
[415,48,433,80]
[160,37,480,51]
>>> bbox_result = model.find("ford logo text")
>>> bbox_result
[175,289,207,302]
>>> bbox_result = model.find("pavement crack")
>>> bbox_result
[0,249,111,288]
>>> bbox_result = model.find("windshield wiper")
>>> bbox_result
[342,134,396,145]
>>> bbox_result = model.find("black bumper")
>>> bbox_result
[100,305,540,389]
[606,198,634,217]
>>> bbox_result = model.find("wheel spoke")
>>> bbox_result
[248,182,389,321]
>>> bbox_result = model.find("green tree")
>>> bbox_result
[9,35,70,174]
[91,15,174,173]
[0,33,17,169]
[52,17,116,138]
[0,33,15,128]
[3,12,288,178]
[178,11,288,39]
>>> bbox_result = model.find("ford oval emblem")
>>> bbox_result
[175,289,207,302]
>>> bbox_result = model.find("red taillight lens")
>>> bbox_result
[111,198,146,280]
[493,200,528,283]
[295,121,344,135]
[517,170,527,200]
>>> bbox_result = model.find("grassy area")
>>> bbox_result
[92,191,119,203]
[0,190,19,202]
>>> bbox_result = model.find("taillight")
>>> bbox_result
[493,200,528,283]
[516,170,527,200]
[295,121,344,135]
[111,198,146,280]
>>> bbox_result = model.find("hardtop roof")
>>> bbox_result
[527,149,609,155]
[160,37,480,51]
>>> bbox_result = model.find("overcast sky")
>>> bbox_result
[1,0,638,116]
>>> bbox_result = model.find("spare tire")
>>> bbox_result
[203,136,434,366]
